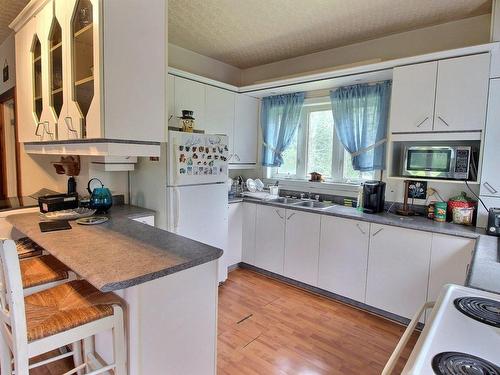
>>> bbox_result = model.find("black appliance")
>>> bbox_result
[362,181,386,214]
[38,193,78,213]
[487,208,500,236]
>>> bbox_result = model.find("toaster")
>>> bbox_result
[487,208,500,236]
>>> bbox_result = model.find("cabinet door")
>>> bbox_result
[480,79,500,197]
[36,1,58,140]
[389,62,436,133]
[366,224,432,319]
[427,234,474,303]
[205,86,235,139]
[434,54,489,132]
[254,205,285,274]
[167,74,175,127]
[233,94,259,164]
[227,203,243,268]
[284,210,320,286]
[241,203,257,264]
[15,18,38,142]
[174,76,205,129]
[318,216,370,302]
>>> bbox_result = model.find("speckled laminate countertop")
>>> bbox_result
[7,205,223,292]
[242,197,500,295]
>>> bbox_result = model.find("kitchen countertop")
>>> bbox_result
[7,205,223,292]
[242,197,500,294]
[228,197,244,204]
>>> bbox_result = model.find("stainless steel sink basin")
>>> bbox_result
[268,197,300,204]
[291,200,334,209]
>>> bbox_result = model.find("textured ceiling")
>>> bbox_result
[0,0,29,44]
[169,0,491,69]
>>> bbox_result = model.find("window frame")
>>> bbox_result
[271,96,379,184]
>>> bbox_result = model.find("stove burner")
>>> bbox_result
[454,297,500,328]
[432,352,500,375]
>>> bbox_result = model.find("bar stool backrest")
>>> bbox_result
[0,239,29,364]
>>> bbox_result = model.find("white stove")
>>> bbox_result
[401,284,500,374]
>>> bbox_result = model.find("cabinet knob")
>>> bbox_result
[356,223,366,235]
[286,212,296,220]
[275,209,284,219]
[372,228,384,237]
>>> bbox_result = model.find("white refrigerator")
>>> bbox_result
[166,131,229,282]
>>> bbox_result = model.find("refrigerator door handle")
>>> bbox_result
[174,187,181,229]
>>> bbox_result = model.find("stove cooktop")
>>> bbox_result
[402,285,500,374]
[432,352,500,375]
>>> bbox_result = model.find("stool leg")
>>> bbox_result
[71,341,84,375]
[82,336,94,373]
[112,306,127,375]
[0,332,12,375]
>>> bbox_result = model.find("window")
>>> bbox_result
[274,97,377,183]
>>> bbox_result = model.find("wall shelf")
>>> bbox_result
[75,76,94,86]
[74,23,92,38]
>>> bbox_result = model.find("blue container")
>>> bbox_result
[87,178,113,213]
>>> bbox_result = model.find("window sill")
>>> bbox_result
[263,177,361,196]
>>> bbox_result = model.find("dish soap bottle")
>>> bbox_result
[356,184,364,212]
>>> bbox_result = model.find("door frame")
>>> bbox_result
[0,87,22,198]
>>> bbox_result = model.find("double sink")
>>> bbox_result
[267,197,336,210]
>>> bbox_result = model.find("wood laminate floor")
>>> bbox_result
[29,268,418,374]
[217,268,419,375]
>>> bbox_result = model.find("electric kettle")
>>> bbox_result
[87,178,113,213]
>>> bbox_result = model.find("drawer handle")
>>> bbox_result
[35,122,43,137]
[437,115,451,127]
[275,209,284,219]
[228,154,233,161]
[415,116,429,128]
[356,223,366,235]
[43,121,54,140]
[483,182,498,194]
[372,228,384,237]
[235,154,241,161]
[287,212,296,220]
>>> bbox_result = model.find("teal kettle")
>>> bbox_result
[87,178,113,213]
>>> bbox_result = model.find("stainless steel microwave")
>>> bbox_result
[402,146,471,180]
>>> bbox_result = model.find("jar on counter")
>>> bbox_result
[434,202,448,222]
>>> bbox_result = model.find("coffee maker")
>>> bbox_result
[362,181,386,214]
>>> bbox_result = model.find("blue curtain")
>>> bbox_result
[260,92,305,167]
[330,81,392,171]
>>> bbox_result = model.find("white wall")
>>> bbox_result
[0,34,15,95]
[241,14,491,85]
[169,43,242,86]
[3,99,17,196]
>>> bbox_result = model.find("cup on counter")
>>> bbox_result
[269,185,279,196]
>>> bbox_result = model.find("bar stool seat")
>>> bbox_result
[25,279,121,342]
[20,254,69,289]
[14,237,43,259]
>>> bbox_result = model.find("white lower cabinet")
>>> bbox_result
[284,210,320,286]
[427,234,474,303]
[227,203,243,268]
[241,203,257,264]
[366,224,432,320]
[254,205,285,274]
[318,216,370,302]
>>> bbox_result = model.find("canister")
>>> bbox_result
[434,202,448,222]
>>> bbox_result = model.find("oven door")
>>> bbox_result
[403,147,454,179]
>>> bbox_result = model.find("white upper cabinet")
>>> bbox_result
[254,205,285,275]
[205,86,235,136]
[284,210,320,286]
[390,61,437,133]
[167,74,175,128]
[366,224,432,320]
[318,216,370,302]
[434,54,490,132]
[173,76,206,129]
[390,54,489,134]
[233,94,259,165]
[427,234,474,304]
[13,0,167,145]
[480,78,500,197]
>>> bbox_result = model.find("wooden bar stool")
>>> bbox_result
[0,239,127,375]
